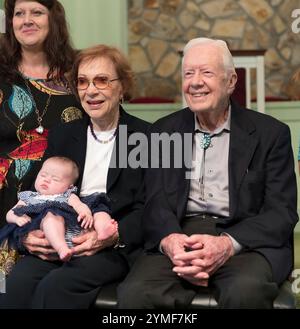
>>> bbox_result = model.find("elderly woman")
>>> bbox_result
[0,44,149,308]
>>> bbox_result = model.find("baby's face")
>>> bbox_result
[35,160,74,195]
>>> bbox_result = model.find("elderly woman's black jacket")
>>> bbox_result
[43,107,150,265]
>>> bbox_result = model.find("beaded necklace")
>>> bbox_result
[89,121,118,144]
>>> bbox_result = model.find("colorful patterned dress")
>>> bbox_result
[0,75,83,228]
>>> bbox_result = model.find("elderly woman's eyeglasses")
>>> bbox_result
[77,76,120,90]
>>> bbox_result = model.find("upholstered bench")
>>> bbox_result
[94,280,296,309]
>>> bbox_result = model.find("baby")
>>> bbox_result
[4,156,118,261]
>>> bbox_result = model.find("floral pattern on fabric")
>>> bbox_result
[30,79,71,95]
[0,158,13,189]
[9,85,33,119]
[7,129,49,183]
[0,239,20,276]
[0,75,83,228]
[0,89,3,106]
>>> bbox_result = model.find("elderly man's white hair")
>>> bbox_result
[183,37,235,74]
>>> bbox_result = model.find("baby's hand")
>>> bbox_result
[77,206,93,229]
[15,215,31,227]
[78,213,94,229]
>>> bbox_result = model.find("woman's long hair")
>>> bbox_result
[0,0,75,83]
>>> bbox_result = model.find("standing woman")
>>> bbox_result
[0,0,83,227]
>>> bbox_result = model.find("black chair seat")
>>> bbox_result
[94,280,296,309]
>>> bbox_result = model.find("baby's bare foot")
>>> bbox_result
[58,247,72,262]
[97,220,118,240]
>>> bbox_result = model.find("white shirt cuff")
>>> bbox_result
[158,242,165,254]
[221,232,243,255]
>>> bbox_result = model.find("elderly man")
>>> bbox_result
[118,38,298,308]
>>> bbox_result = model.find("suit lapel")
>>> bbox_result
[228,102,258,217]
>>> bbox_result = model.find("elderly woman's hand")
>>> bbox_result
[23,230,58,261]
[71,229,119,257]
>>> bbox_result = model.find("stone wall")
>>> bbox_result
[128,0,300,102]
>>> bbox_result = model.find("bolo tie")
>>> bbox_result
[199,133,211,201]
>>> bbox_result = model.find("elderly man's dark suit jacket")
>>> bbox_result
[42,107,149,265]
[143,101,298,284]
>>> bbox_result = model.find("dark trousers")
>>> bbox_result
[118,216,279,309]
[0,249,128,309]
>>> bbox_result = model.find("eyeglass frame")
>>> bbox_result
[76,76,120,90]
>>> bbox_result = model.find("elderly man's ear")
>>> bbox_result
[227,72,238,95]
